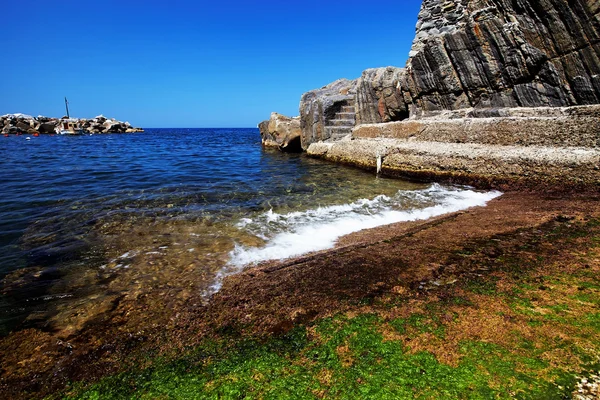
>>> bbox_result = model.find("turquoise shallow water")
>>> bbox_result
[0,129,499,336]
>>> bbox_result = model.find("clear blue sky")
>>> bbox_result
[1,0,422,127]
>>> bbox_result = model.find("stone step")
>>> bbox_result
[335,112,356,119]
[341,106,355,113]
[325,127,353,136]
[327,119,355,127]
[331,133,351,139]
[324,134,351,143]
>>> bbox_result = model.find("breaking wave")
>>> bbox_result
[208,184,502,293]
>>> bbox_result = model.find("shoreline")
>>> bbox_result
[2,187,600,398]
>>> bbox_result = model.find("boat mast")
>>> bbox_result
[65,97,70,119]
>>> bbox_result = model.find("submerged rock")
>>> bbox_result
[258,112,302,153]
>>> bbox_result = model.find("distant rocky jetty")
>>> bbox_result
[1,113,143,135]
[262,0,600,188]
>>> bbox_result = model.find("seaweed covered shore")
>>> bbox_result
[1,188,599,399]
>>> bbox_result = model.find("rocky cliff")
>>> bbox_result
[299,79,357,149]
[400,0,600,114]
[298,0,600,187]
[300,0,600,147]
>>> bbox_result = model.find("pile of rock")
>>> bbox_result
[0,114,144,134]
[80,115,143,134]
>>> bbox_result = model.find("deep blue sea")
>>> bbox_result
[0,128,500,335]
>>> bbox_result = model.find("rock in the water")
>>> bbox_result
[38,123,56,134]
[258,112,302,153]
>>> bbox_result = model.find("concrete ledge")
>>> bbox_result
[354,105,600,147]
[307,138,600,188]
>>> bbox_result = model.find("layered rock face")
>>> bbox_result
[356,67,409,125]
[304,0,600,137]
[1,114,143,134]
[302,1,600,187]
[258,112,302,152]
[404,0,600,113]
[360,0,600,123]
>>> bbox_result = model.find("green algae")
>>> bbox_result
[62,309,593,399]
[59,218,600,400]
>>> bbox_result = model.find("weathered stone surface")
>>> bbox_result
[15,121,31,132]
[299,79,357,149]
[38,123,56,134]
[265,0,600,167]
[306,0,600,127]
[307,104,600,188]
[258,112,302,152]
[354,105,600,147]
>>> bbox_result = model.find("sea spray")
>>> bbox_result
[206,184,502,294]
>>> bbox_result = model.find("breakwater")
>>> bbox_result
[1,113,143,135]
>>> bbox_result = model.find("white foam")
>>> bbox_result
[206,184,502,295]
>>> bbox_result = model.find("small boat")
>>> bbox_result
[55,119,85,135]
[56,98,85,135]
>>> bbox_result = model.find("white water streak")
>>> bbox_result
[206,184,502,295]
